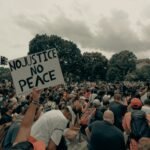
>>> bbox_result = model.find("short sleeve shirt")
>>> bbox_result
[31,110,68,146]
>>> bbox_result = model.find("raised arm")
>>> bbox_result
[14,88,41,144]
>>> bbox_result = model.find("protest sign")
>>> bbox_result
[9,49,64,95]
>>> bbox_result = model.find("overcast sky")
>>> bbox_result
[0,0,150,60]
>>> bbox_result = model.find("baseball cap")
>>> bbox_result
[131,98,142,109]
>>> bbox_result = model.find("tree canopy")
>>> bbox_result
[82,52,108,81]
[126,65,150,81]
[27,34,148,82]
[107,50,137,81]
[29,34,82,80]
[0,67,11,81]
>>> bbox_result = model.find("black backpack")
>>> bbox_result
[130,110,150,141]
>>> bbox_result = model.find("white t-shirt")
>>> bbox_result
[31,110,68,146]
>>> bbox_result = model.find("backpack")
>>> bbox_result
[130,110,150,141]
[80,108,96,126]
[0,122,12,150]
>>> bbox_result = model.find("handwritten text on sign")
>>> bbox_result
[9,49,64,95]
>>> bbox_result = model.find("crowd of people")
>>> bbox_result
[0,80,150,150]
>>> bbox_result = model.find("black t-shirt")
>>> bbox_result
[99,106,107,113]
[89,107,103,124]
[88,121,125,150]
[109,101,127,131]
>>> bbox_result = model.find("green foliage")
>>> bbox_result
[106,67,123,81]
[82,52,108,81]
[28,34,146,82]
[29,34,82,80]
[107,50,137,81]
[0,67,11,81]
[126,65,150,81]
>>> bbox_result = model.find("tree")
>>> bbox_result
[106,67,123,82]
[125,65,150,81]
[29,34,82,81]
[107,50,137,81]
[0,67,11,81]
[82,52,108,81]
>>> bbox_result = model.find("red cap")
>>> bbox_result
[131,98,142,108]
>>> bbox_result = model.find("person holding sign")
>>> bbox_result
[11,88,46,150]
[30,106,75,150]
[11,88,76,150]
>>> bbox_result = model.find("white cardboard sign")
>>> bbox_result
[9,49,64,95]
